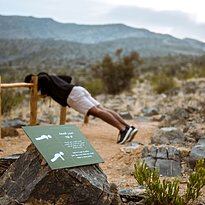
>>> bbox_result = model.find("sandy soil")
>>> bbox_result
[1,118,205,204]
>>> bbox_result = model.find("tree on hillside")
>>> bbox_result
[92,49,142,94]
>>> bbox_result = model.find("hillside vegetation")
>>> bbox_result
[0,15,205,114]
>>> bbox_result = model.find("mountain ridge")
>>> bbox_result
[0,14,205,68]
[1,14,204,45]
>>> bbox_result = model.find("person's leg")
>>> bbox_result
[98,107,138,142]
[87,106,126,131]
[88,106,133,144]
[104,107,138,141]
[67,86,136,144]
[103,107,130,127]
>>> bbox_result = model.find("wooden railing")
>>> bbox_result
[0,76,67,137]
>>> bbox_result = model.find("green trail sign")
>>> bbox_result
[23,124,104,170]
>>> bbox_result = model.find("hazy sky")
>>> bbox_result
[1,0,205,42]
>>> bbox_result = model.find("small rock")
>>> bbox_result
[119,112,133,120]
[120,142,141,153]
[118,186,146,203]
[142,107,159,116]
[1,128,19,138]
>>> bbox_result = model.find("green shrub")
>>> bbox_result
[1,89,24,116]
[84,78,104,96]
[134,160,205,205]
[149,72,177,94]
[178,66,200,80]
[197,66,205,78]
[92,49,142,95]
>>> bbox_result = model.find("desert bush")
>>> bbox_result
[149,72,178,94]
[177,64,202,80]
[84,78,104,96]
[92,49,142,95]
[197,66,205,78]
[1,89,24,116]
[134,160,205,205]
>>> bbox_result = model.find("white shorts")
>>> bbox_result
[67,86,100,115]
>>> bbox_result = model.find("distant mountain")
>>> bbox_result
[0,15,169,43]
[0,15,205,68]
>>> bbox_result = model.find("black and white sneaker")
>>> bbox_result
[117,126,133,144]
[127,126,138,142]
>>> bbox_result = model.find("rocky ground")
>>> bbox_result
[1,78,205,204]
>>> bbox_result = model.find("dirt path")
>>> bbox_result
[1,118,205,204]
[0,118,158,188]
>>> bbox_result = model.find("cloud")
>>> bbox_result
[100,6,205,42]
[0,0,110,23]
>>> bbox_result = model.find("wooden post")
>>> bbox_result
[0,78,71,127]
[60,106,67,125]
[30,76,38,125]
[0,75,1,138]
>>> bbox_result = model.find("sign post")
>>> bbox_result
[23,124,104,170]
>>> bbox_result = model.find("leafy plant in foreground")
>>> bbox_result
[134,159,205,205]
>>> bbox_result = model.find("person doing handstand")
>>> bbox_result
[25,72,138,144]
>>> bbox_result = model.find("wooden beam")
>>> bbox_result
[0,79,72,127]
[0,83,33,88]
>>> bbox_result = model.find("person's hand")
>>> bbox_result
[39,94,47,98]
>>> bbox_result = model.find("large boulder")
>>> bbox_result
[0,144,118,205]
[189,137,205,168]
[0,155,20,177]
[151,127,185,145]
[141,145,182,176]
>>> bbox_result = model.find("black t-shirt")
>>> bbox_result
[37,72,75,107]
